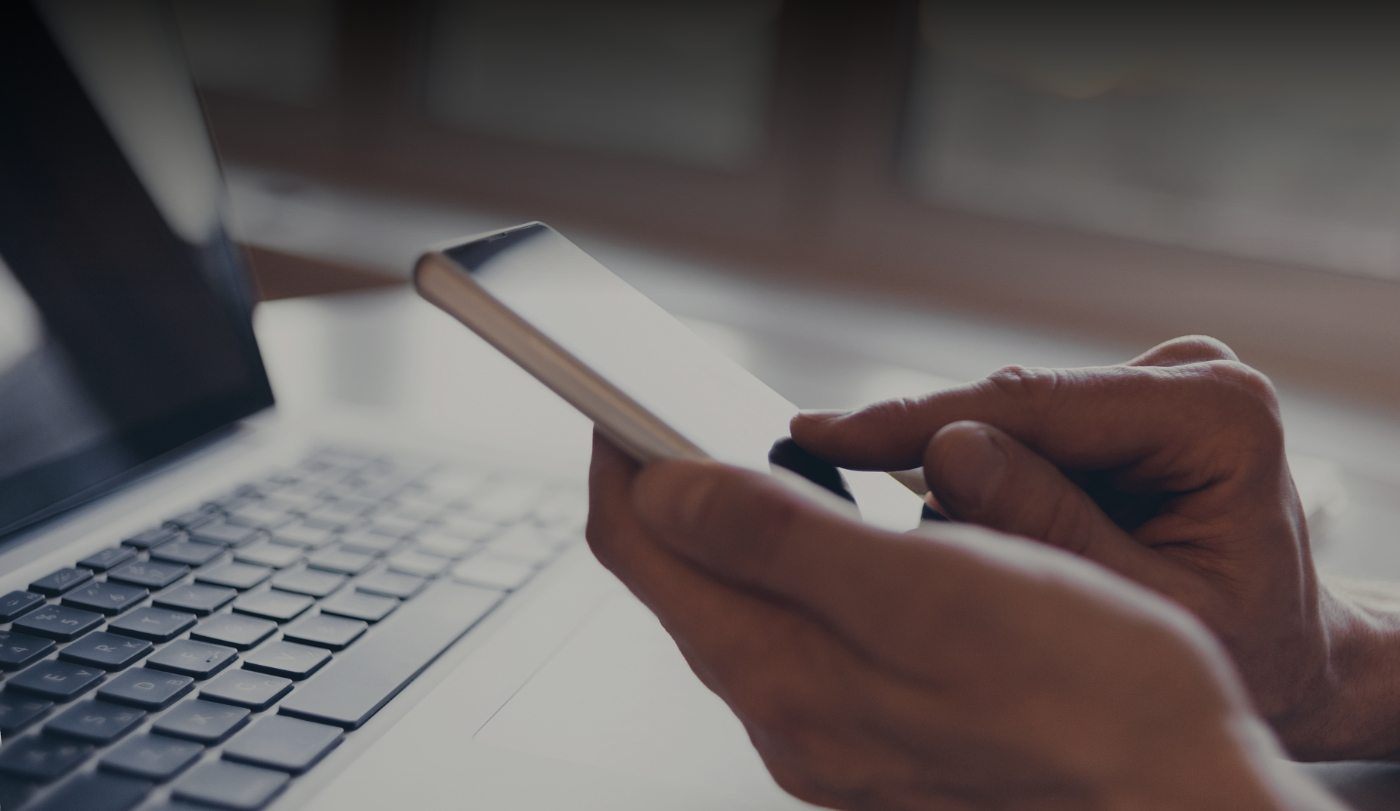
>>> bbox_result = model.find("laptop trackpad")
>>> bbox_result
[476,594,810,808]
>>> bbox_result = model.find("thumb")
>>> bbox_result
[923,421,1166,586]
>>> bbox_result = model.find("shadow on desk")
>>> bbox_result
[243,244,401,301]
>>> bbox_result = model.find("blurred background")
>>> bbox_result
[174,1,1400,408]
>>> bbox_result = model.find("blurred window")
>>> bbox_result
[905,6,1400,279]
[422,0,780,169]
[176,0,338,105]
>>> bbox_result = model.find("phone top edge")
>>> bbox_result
[417,221,551,261]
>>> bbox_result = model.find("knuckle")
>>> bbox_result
[1199,361,1283,439]
[1162,334,1240,362]
[582,510,606,546]
[754,493,801,554]
[764,759,837,808]
[1204,359,1277,403]
[1186,363,1289,479]
[582,511,613,562]
[752,724,867,809]
[735,673,802,736]
[730,484,803,575]
[983,364,1060,404]
[861,395,922,426]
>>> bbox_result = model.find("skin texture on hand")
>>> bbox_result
[789,336,1388,761]
[585,430,1341,810]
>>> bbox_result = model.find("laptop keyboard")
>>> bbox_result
[0,446,584,810]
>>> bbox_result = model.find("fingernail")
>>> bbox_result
[941,426,1006,512]
[794,409,847,424]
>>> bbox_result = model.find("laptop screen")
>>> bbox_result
[0,2,274,538]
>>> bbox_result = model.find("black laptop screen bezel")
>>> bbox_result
[0,2,276,540]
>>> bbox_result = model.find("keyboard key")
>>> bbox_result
[29,566,93,596]
[153,697,250,743]
[366,514,422,539]
[101,733,203,781]
[45,698,145,743]
[0,774,35,809]
[415,532,475,559]
[0,691,53,733]
[319,590,396,622]
[122,526,179,549]
[173,760,288,810]
[435,512,497,541]
[233,542,302,569]
[200,669,291,711]
[148,640,238,679]
[197,562,271,590]
[242,641,329,680]
[29,770,152,811]
[99,667,193,710]
[0,735,91,782]
[0,630,56,669]
[356,570,426,599]
[190,521,263,548]
[283,614,366,651]
[154,583,237,615]
[281,581,501,729]
[78,546,137,572]
[269,523,336,549]
[60,632,152,670]
[385,498,441,523]
[8,660,104,700]
[14,604,103,641]
[223,715,342,773]
[63,580,148,615]
[170,507,221,532]
[108,560,189,590]
[150,540,225,567]
[488,525,564,563]
[190,614,275,650]
[451,553,536,591]
[226,502,295,531]
[269,568,345,598]
[232,590,312,622]
[0,589,44,621]
[306,547,374,575]
[306,499,375,523]
[205,488,257,513]
[386,550,450,577]
[336,530,399,555]
[109,607,197,642]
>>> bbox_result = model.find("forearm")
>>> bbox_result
[1299,577,1400,761]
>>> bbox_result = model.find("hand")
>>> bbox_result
[790,336,1376,760]
[585,431,1335,810]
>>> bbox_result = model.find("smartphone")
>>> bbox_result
[414,222,925,531]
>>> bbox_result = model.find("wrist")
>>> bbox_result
[1288,578,1400,761]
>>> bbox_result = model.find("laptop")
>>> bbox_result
[0,3,807,809]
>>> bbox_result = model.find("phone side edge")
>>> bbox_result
[413,251,709,466]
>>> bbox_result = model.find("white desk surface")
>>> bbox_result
[253,271,1400,808]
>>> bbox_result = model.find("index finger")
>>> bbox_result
[790,362,1274,488]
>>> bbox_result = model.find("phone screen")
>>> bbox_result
[443,223,924,531]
